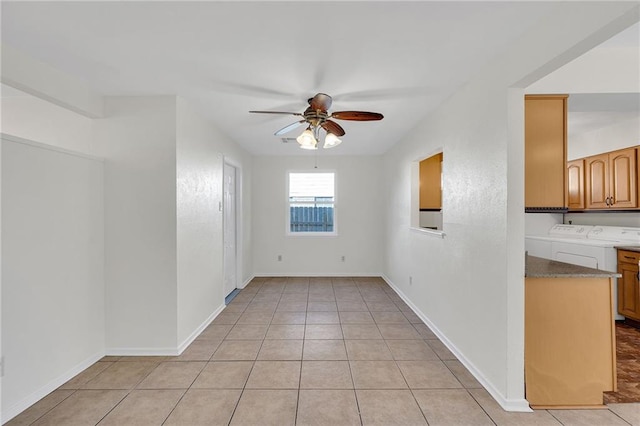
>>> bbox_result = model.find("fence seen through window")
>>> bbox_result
[289,172,335,233]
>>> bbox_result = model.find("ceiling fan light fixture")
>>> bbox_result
[297,128,317,149]
[323,133,342,149]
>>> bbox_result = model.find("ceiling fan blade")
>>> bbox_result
[331,111,384,121]
[309,93,333,111]
[249,110,302,116]
[321,120,346,137]
[274,120,306,136]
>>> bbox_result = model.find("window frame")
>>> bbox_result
[286,170,338,237]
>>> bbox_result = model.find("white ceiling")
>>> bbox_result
[0,2,634,156]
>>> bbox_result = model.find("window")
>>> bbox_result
[288,172,335,234]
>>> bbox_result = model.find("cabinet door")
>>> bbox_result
[525,95,567,209]
[567,159,584,209]
[419,152,442,209]
[609,147,637,208]
[585,153,609,209]
[618,261,640,320]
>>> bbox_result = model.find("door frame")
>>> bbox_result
[223,158,243,297]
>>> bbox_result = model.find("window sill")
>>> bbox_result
[410,227,445,239]
[286,232,338,238]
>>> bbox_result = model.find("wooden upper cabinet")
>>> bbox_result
[585,147,637,209]
[525,95,567,209]
[419,153,443,210]
[567,159,585,210]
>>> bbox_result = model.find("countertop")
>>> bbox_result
[616,246,640,253]
[525,255,621,278]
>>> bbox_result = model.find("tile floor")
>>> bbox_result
[605,322,640,404]
[7,277,640,425]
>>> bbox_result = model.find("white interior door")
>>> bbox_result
[223,162,237,298]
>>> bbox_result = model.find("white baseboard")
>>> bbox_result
[105,347,181,356]
[1,351,104,424]
[253,272,383,278]
[382,275,532,413]
[238,275,255,289]
[177,303,225,354]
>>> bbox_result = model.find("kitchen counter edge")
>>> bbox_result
[525,255,621,278]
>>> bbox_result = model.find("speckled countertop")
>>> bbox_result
[525,255,620,278]
[616,246,640,253]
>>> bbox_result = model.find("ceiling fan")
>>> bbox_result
[249,93,384,150]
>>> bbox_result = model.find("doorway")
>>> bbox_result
[223,162,238,300]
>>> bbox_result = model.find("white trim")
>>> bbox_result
[409,227,446,239]
[238,275,255,289]
[1,351,104,424]
[382,274,533,413]
[254,272,383,277]
[177,303,225,354]
[0,133,103,161]
[105,347,181,356]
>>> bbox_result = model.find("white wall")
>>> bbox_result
[1,136,104,422]
[568,116,640,160]
[252,155,384,276]
[1,86,94,154]
[93,96,179,353]
[175,97,252,347]
[381,2,639,411]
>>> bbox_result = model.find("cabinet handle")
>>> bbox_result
[605,197,610,206]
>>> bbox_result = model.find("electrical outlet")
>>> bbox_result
[341,255,345,262]
[277,255,282,262]
[409,276,413,285]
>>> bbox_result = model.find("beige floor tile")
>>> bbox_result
[339,311,375,324]
[548,408,631,425]
[59,362,113,389]
[300,361,354,389]
[345,340,393,360]
[350,361,408,389]
[337,301,369,311]
[99,356,122,362]
[356,389,427,425]
[341,324,383,339]
[245,361,301,389]
[222,302,249,313]
[271,311,306,324]
[468,388,562,425]
[31,390,127,426]
[211,340,262,360]
[276,300,308,311]
[366,301,400,312]
[137,361,205,389]
[306,311,340,324]
[230,389,297,426]
[283,284,309,294]
[444,360,483,388]
[236,311,273,324]
[378,323,422,339]
[413,389,494,425]
[191,361,253,388]
[402,311,424,324]
[5,390,75,426]
[173,339,221,361]
[297,390,360,426]
[305,324,344,339]
[607,403,640,426]
[83,361,159,389]
[426,339,457,360]
[371,311,410,324]
[308,293,336,302]
[303,339,348,360]
[386,339,439,361]
[116,356,168,362]
[397,361,462,389]
[164,389,242,426]
[225,324,269,340]
[257,339,303,360]
[265,324,305,339]
[198,324,233,340]
[413,323,437,339]
[212,310,242,324]
[280,293,308,301]
[244,301,278,312]
[308,301,338,311]
[97,389,184,425]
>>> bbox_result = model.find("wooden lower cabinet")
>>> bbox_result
[525,277,616,408]
[618,250,640,321]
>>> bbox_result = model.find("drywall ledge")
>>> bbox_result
[410,227,446,239]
